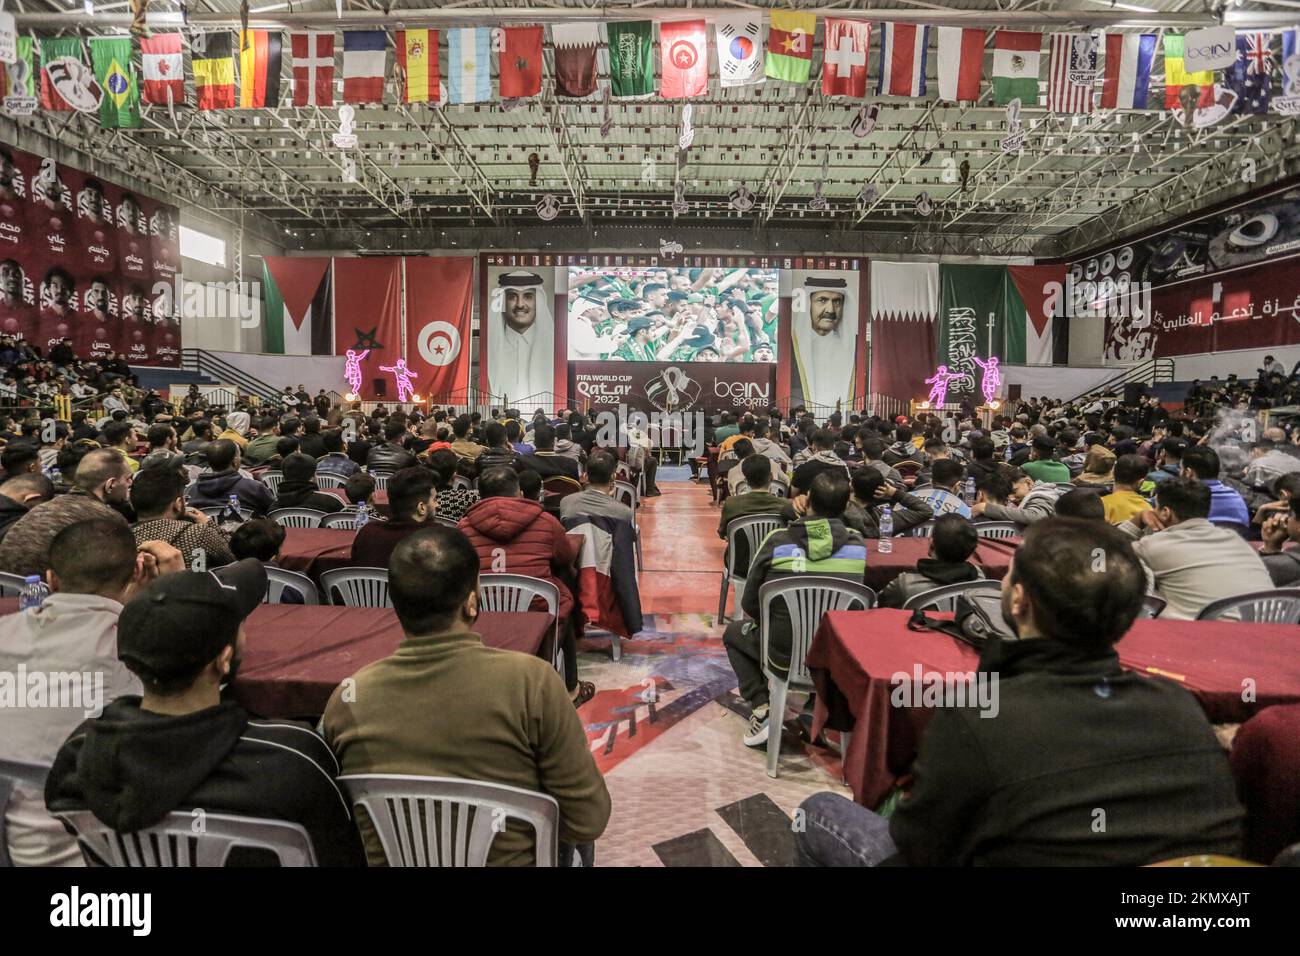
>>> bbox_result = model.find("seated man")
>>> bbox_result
[1260,497,1300,586]
[366,419,416,474]
[792,429,853,495]
[46,558,364,866]
[795,518,1245,866]
[1019,434,1071,484]
[269,452,345,514]
[316,429,360,479]
[1053,487,1106,521]
[1181,446,1251,534]
[228,518,306,605]
[725,472,867,748]
[718,454,786,542]
[971,466,1061,528]
[130,462,235,569]
[0,520,177,866]
[913,459,971,519]
[449,414,487,463]
[0,473,54,543]
[344,471,376,511]
[1118,477,1274,620]
[1101,454,1152,525]
[351,466,436,567]
[186,439,274,517]
[839,468,934,538]
[879,514,983,608]
[322,527,610,866]
[559,451,634,526]
[472,422,517,477]
[513,423,580,481]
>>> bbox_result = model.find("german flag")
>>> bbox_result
[239,29,282,108]
[193,32,236,109]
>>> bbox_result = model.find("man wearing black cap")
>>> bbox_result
[613,315,656,362]
[46,559,365,866]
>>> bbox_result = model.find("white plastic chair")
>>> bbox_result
[718,513,785,624]
[612,479,642,570]
[319,567,392,607]
[1140,594,1167,619]
[264,566,321,605]
[0,571,30,597]
[315,474,347,490]
[1196,588,1300,623]
[451,475,474,492]
[973,521,1020,539]
[902,579,1001,612]
[198,504,253,521]
[479,573,566,675]
[338,774,558,867]
[0,758,51,867]
[758,575,876,778]
[433,515,461,530]
[57,810,317,867]
[259,471,285,495]
[320,512,359,530]
[268,508,328,529]
[907,519,937,538]
[369,472,391,491]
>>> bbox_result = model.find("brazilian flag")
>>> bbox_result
[89,37,140,129]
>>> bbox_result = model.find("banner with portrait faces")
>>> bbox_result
[786,267,865,412]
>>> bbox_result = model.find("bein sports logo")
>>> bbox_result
[715,378,770,410]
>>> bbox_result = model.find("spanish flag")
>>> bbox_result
[396,29,440,103]
[240,29,282,108]
[1162,33,1214,110]
[193,32,236,109]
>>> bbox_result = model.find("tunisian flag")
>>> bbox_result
[404,256,474,399]
[660,19,709,98]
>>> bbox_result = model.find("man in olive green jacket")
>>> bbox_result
[322,526,610,866]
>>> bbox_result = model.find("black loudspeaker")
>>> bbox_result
[373,378,387,397]
[1123,382,1144,405]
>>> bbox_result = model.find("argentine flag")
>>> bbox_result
[448,27,491,104]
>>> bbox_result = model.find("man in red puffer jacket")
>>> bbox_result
[459,465,592,705]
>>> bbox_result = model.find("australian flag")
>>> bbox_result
[1230,32,1274,114]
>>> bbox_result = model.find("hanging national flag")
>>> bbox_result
[1283,28,1300,98]
[238,29,282,108]
[766,10,816,83]
[89,37,140,128]
[877,22,928,97]
[395,28,439,103]
[447,27,490,104]
[1229,32,1274,114]
[40,37,94,112]
[660,19,708,98]
[139,33,184,106]
[262,257,334,356]
[1163,34,1214,110]
[500,26,543,99]
[992,31,1041,106]
[715,14,764,88]
[1101,33,1156,110]
[0,37,35,100]
[290,32,334,107]
[192,32,236,110]
[1047,32,1096,113]
[552,23,600,97]
[937,27,983,102]
[821,19,870,98]
[607,22,654,97]
[342,29,386,103]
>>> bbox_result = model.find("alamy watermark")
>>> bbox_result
[153,273,261,327]
[0,665,104,718]
[890,666,1000,719]
[591,406,707,459]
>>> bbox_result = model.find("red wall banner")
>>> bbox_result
[403,256,474,398]
[332,257,402,400]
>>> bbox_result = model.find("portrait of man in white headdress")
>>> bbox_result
[487,268,556,404]
[790,271,859,411]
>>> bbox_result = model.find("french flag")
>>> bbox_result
[877,22,928,97]
[1101,33,1155,110]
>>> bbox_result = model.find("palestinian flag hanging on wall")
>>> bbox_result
[239,30,282,108]
[262,256,334,355]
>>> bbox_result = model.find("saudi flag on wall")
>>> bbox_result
[938,265,1005,395]
[262,257,333,354]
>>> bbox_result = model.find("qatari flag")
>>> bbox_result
[291,32,335,106]
[552,23,599,97]
[140,33,184,105]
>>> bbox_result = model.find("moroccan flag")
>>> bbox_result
[937,27,983,102]
[1163,34,1214,109]
[660,19,708,98]
[500,26,543,98]
[262,257,334,355]
[556,23,600,97]
[0,37,35,100]
[193,33,236,110]
[992,30,1041,105]
[239,30,282,108]
[40,37,91,112]
[89,37,140,129]
[607,22,653,97]
[766,10,816,82]
[822,19,870,98]
[396,28,439,103]
[140,33,184,106]
[552,23,599,97]
[291,32,334,106]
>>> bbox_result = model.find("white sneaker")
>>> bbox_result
[743,707,770,747]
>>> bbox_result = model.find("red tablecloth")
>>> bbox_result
[320,487,390,516]
[863,537,1019,592]
[808,608,1300,809]
[277,527,358,581]
[229,604,554,718]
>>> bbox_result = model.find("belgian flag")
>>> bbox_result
[239,29,282,108]
[193,32,236,110]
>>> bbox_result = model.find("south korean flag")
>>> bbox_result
[716,14,764,87]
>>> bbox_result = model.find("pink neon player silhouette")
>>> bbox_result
[344,348,369,394]
[925,365,957,408]
[379,358,418,403]
[972,356,1001,406]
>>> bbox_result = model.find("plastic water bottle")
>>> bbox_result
[355,503,370,528]
[878,505,893,554]
[222,494,243,526]
[964,476,976,505]
[19,575,49,611]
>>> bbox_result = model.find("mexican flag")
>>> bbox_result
[991,30,1041,106]
[262,256,333,354]
[1003,264,1063,365]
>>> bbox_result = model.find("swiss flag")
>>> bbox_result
[499,26,543,98]
[140,34,185,106]
[822,19,871,97]
[660,19,709,98]
[291,32,335,107]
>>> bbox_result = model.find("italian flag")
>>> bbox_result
[262,257,334,355]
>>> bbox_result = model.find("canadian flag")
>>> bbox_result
[291,32,335,106]
[822,18,871,97]
[140,33,185,105]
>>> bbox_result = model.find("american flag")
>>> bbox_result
[1048,32,1096,114]
[1230,32,1273,114]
